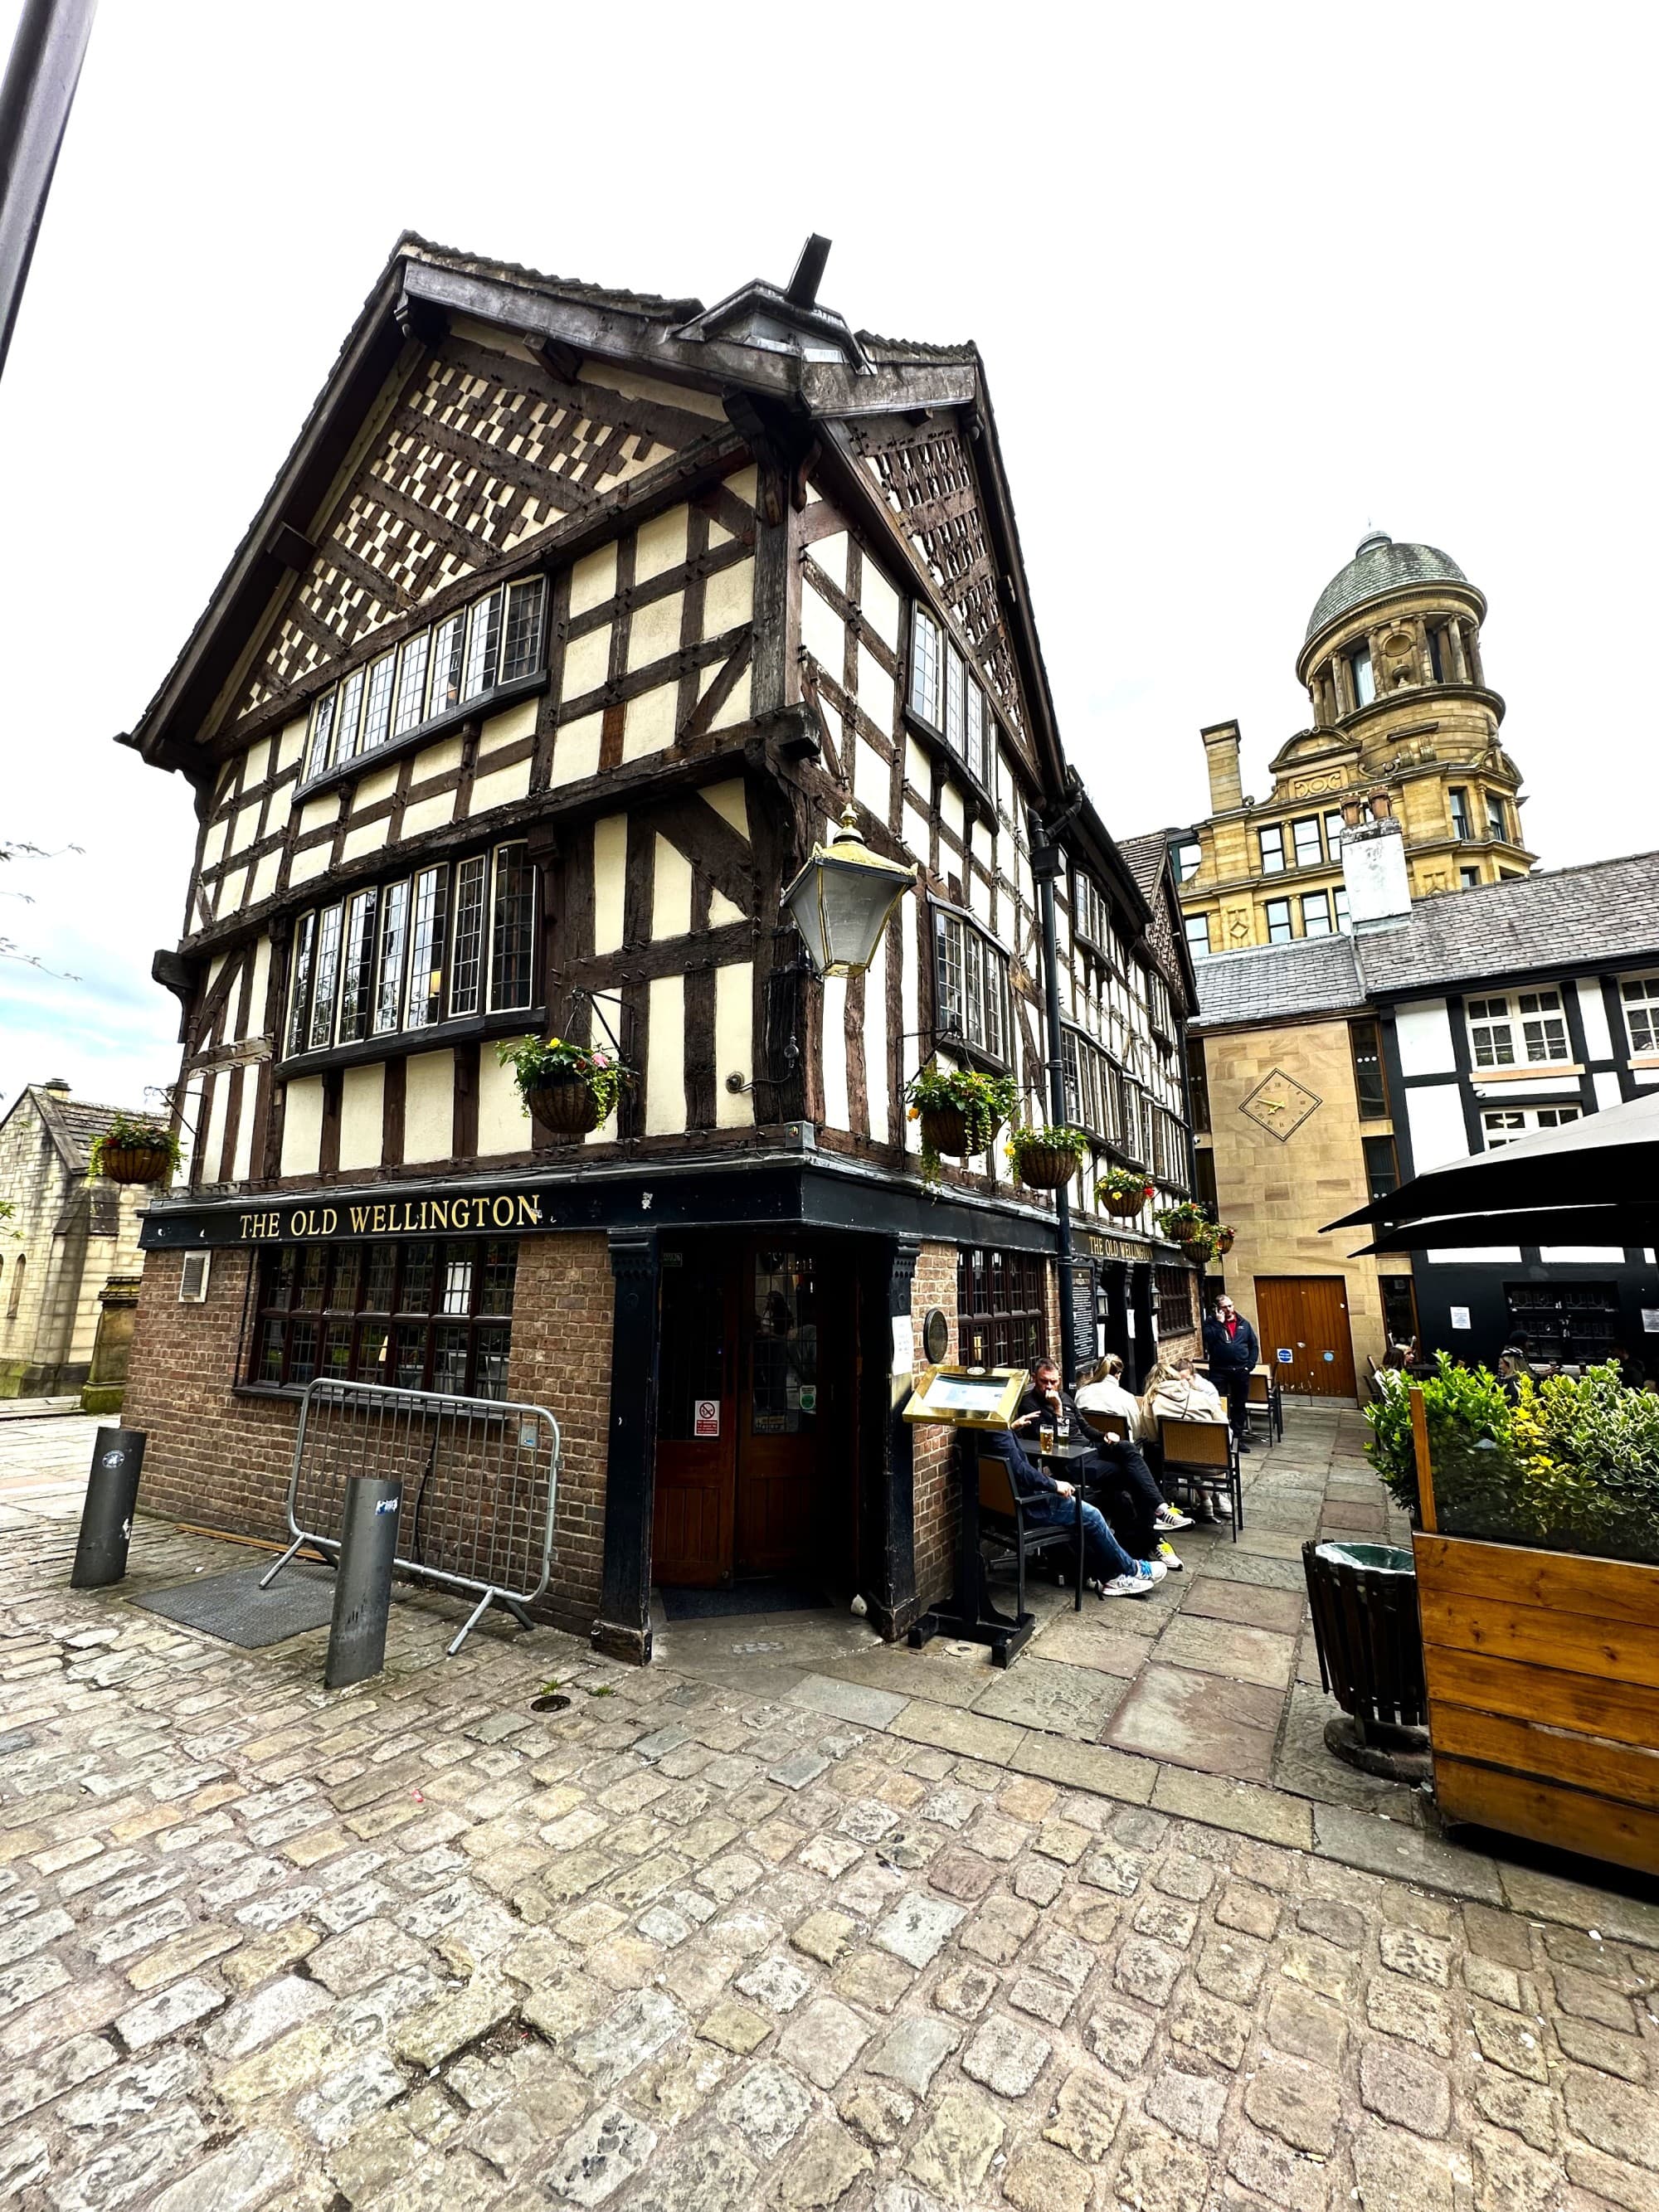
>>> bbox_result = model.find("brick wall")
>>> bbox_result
[909,1239,961,1614]
[124,1231,616,1640]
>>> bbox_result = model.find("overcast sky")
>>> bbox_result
[2,2,1654,1115]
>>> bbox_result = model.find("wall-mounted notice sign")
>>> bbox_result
[1449,1307,1472,1331]
[693,1399,720,1437]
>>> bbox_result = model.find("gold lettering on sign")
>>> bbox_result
[231,1189,547,1242]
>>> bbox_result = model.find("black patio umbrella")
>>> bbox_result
[1325,1087,1659,1255]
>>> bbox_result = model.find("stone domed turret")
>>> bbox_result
[1305,532,1469,643]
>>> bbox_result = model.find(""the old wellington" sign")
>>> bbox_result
[236,1192,547,1242]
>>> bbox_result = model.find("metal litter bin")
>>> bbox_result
[1301,1539,1427,1739]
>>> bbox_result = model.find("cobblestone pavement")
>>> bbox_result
[3,1416,1659,2212]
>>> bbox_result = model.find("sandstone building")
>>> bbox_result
[1175,532,1534,963]
[0,1080,147,1407]
[118,236,1198,1660]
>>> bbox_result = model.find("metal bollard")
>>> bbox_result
[324,1475,401,1689]
[71,1427,147,1588]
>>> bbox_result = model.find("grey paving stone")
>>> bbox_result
[961,2011,1051,2097]
[871,1893,965,1968]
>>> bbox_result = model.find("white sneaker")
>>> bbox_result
[1143,1557,1168,1582]
[1101,1570,1156,1599]
[1156,1507,1194,1532]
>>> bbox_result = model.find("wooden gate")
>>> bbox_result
[1254,1276,1356,1399]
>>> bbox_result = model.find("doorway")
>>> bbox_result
[1254,1276,1357,1399]
[652,1239,856,1588]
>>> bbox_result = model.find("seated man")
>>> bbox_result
[978,1428,1162,1599]
[1013,1358,1183,1570]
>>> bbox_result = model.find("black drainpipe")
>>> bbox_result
[1029,814,1076,1386]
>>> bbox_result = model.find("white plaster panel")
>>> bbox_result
[288,845,329,888]
[353,764,399,811]
[864,936,888,1144]
[562,624,611,700]
[477,1042,530,1157]
[299,795,340,835]
[569,542,617,616]
[856,644,894,737]
[585,992,624,1145]
[854,736,890,818]
[217,868,248,915]
[969,870,992,925]
[201,1072,230,1184]
[709,887,744,927]
[861,562,900,651]
[635,504,688,581]
[653,836,693,940]
[1394,999,1458,1077]
[899,892,920,1152]
[249,849,282,907]
[280,1076,324,1178]
[277,717,308,770]
[402,1051,455,1164]
[904,737,930,794]
[703,557,754,635]
[231,1080,256,1183]
[1575,978,1614,1061]
[715,964,754,1129]
[201,818,228,871]
[244,939,271,1040]
[230,802,262,856]
[628,589,684,673]
[1404,1082,1471,1172]
[414,737,465,784]
[1594,1071,1624,1111]
[708,665,751,732]
[800,582,845,678]
[468,758,533,816]
[645,976,684,1134]
[725,463,758,507]
[552,713,602,788]
[821,975,849,1130]
[808,531,848,593]
[939,785,965,839]
[263,780,293,837]
[593,817,627,953]
[479,698,538,754]
[338,1064,386,1171]
[902,805,932,862]
[623,683,677,762]
[341,819,390,863]
[401,791,455,841]
[700,780,749,839]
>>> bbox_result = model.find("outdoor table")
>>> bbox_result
[907,1430,1087,1666]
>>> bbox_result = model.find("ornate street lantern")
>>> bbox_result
[781,803,917,979]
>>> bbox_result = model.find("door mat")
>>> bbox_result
[128,1563,368,1648]
[659,1580,832,1621]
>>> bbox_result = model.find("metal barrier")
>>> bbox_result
[260,1378,560,1656]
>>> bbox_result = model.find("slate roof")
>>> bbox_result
[1306,531,1469,641]
[1352,851,1659,996]
[1115,832,1172,906]
[1194,936,1365,1029]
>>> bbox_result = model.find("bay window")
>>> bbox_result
[286,840,534,1058]
[933,905,1010,1063]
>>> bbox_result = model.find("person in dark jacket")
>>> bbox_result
[1202,1295,1259,1451]
[1013,1359,1175,1565]
[977,1428,1160,1597]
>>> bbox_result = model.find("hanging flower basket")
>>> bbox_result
[903,1065,1019,1187]
[1179,1237,1215,1266]
[1216,1227,1236,1255]
[1156,1200,1220,1266]
[1097,1167,1154,1218]
[1007,1124,1090,1192]
[88,1116,180,1188]
[499,1037,632,1136]
[526,1077,601,1135]
[918,1105,970,1158]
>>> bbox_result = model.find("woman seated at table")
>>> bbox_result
[1141,1356,1231,1524]
[1015,1358,1186,1570]
[1076,1355,1192,1551]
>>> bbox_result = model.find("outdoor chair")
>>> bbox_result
[1247,1367,1284,1441]
[1078,1407,1131,1443]
[976,1450,1083,1617]
[1158,1417,1242,1540]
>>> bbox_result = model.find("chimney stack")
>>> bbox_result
[1341,810,1412,934]
[1200,720,1244,813]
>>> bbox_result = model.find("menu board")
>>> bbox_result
[903,1366,1029,1428]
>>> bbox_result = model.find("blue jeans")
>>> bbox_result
[1021,1494,1136,1584]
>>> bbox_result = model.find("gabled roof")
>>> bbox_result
[0,1084,150,1175]
[1194,936,1365,1029]
[1115,832,1172,906]
[120,233,1069,798]
[1353,851,1659,996]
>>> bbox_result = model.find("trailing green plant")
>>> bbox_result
[86,1115,181,1182]
[1096,1165,1154,1209]
[1155,1200,1218,1258]
[497,1036,632,1124]
[1365,1354,1659,1565]
[903,1063,1019,1184]
[1004,1122,1090,1170]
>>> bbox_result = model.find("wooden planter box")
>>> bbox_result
[1413,1529,1659,1876]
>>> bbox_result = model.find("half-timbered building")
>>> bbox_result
[119,236,1197,1659]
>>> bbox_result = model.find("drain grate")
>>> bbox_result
[127,1562,358,1648]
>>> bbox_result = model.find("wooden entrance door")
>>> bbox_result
[1255,1276,1357,1399]
[652,1249,737,1585]
[652,1241,849,1587]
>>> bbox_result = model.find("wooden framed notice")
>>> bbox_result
[902,1366,1029,1429]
